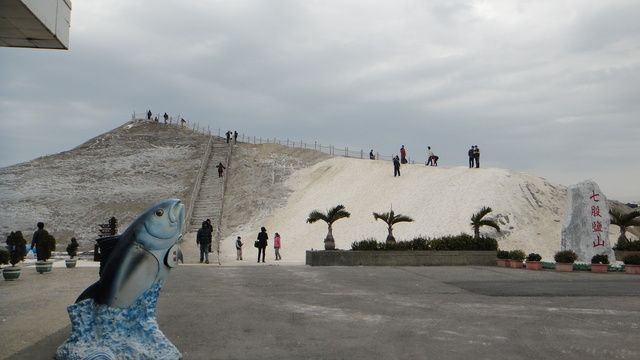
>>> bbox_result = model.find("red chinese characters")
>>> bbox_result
[590,190,605,247]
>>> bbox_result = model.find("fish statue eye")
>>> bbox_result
[155,209,164,217]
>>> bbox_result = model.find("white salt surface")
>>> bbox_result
[218,157,589,264]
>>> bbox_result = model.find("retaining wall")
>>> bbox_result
[306,250,498,266]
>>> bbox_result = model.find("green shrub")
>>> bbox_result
[508,250,526,261]
[615,240,640,251]
[554,250,577,263]
[0,247,10,265]
[351,234,497,251]
[497,250,510,259]
[351,237,432,251]
[66,237,79,259]
[5,231,27,266]
[591,254,609,264]
[430,233,498,251]
[40,234,56,261]
[526,253,542,262]
[622,254,640,265]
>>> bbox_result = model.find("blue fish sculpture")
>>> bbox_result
[77,198,185,308]
[56,199,185,360]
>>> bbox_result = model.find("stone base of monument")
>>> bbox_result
[590,264,609,273]
[55,284,182,360]
[555,263,574,272]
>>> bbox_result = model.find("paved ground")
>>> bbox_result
[2,262,640,360]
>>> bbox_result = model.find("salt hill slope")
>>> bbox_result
[0,122,209,246]
[219,157,575,263]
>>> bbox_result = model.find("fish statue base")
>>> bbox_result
[55,283,182,360]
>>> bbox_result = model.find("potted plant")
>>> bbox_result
[496,250,510,267]
[525,253,543,270]
[622,254,640,274]
[35,233,56,274]
[0,247,10,279]
[554,250,577,272]
[65,237,79,268]
[508,250,526,269]
[590,254,609,273]
[4,231,27,280]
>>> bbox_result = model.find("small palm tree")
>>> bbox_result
[307,205,351,250]
[610,209,640,247]
[373,209,414,244]
[470,206,500,238]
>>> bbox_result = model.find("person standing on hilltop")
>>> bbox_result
[163,112,169,123]
[257,227,268,263]
[468,145,474,168]
[473,145,480,168]
[31,222,49,261]
[426,146,435,166]
[369,150,375,160]
[147,110,152,120]
[234,131,238,143]
[393,156,401,177]
[400,145,407,164]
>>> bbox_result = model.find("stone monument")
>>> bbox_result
[561,180,613,263]
[55,199,185,360]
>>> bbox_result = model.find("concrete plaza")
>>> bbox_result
[3,264,640,359]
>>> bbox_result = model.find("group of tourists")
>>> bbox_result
[253,227,282,263]
[390,144,481,176]
[225,130,239,144]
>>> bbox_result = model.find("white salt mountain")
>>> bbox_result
[0,121,628,264]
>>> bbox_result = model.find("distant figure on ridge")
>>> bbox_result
[468,145,474,168]
[393,156,401,177]
[226,131,232,143]
[369,150,375,160]
[234,131,238,143]
[400,145,407,164]
[147,110,152,120]
[426,146,435,166]
[163,112,169,123]
[473,145,480,168]
[216,162,226,178]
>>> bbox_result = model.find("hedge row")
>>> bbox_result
[351,234,498,251]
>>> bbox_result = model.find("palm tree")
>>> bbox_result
[470,206,500,238]
[373,209,414,244]
[306,205,351,250]
[609,209,640,247]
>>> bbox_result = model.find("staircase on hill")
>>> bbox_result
[190,140,231,233]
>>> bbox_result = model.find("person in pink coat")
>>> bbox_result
[274,232,282,260]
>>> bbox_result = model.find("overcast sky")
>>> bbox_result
[1,0,638,201]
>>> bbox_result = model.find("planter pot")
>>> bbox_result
[555,263,574,272]
[509,259,523,269]
[590,264,609,273]
[35,260,53,274]
[525,261,542,270]
[2,266,21,280]
[624,264,640,274]
[496,259,509,267]
[65,259,77,268]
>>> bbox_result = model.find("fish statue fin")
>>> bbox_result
[75,280,100,303]
[96,235,121,276]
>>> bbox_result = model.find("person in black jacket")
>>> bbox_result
[196,221,212,264]
[31,222,50,261]
[257,227,268,263]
